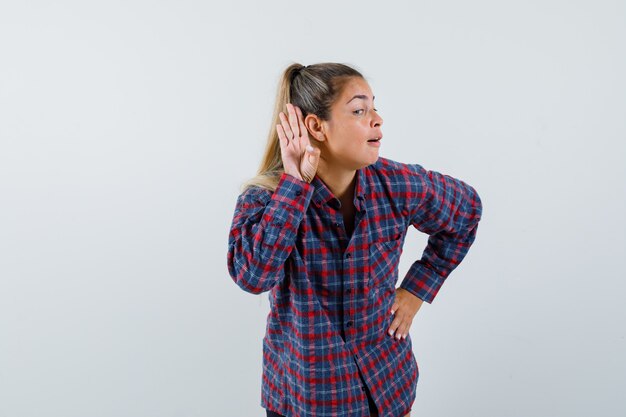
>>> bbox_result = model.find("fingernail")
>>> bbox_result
[389,329,394,336]
[306,145,313,152]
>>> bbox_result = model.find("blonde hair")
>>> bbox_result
[239,62,365,194]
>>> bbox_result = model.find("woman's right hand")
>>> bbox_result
[276,103,321,183]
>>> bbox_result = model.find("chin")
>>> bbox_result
[359,154,379,168]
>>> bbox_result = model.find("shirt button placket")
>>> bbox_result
[345,251,352,334]
[343,243,352,294]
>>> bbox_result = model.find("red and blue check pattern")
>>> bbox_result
[227,156,482,417]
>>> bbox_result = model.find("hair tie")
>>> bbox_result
[293,65,306,79]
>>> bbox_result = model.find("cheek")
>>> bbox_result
[325,125,366,154]
[340,136,364,153]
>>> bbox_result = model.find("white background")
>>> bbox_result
[1,1,625,416]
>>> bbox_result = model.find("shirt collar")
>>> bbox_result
[310,166,368,211]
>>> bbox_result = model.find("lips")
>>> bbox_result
[367,138,381,142]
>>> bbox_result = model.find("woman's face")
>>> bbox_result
[317,77,384,170]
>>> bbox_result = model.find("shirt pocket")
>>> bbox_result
[368,231,403,290]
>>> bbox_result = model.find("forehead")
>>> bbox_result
[339,77,374,103]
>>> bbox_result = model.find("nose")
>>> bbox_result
[372,111,383,128]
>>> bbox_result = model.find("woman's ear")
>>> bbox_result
[304,114,326,142]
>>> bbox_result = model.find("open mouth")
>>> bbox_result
[367,138,381,142]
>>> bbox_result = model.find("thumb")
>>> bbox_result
[306,145,320,164]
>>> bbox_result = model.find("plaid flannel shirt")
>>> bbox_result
[227,156,482,417]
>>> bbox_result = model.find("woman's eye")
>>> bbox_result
[354,108,378,115]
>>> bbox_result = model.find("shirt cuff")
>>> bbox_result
[399,260,446,304]
[261,172,314,248]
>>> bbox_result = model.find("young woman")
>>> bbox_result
[227,62,483,417]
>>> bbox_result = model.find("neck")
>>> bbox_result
[315,160,357,202]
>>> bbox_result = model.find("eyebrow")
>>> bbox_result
[346,94,375,104]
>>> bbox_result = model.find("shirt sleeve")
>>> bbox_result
[226,172,315,294]
[399,163,483,304]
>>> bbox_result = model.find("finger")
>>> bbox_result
[401,322,411,340]
[391,300,399,315]
[387,317,399,336]
[279,112,294,140]
[388,316,401,337]
[295,106,308,142]
[276,124,289,148]
[287,103,300,139]
[307,145,320,164]
[396,321,407,340]
[400,317,413,340]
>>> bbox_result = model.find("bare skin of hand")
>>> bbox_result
[276,103,321,183]
[388,288,424,340]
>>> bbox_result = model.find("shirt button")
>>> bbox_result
[346,253,352,258]
[347,321,353,327]
[361,386,366,391]
[346,288,352,294]
[334,222,341,227]
[295,189,302,196]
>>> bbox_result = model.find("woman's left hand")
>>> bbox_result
[388,288,424,340]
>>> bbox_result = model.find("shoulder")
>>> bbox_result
[237,184,273,207]
[367,156,428,189]
[369,155,426,174]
